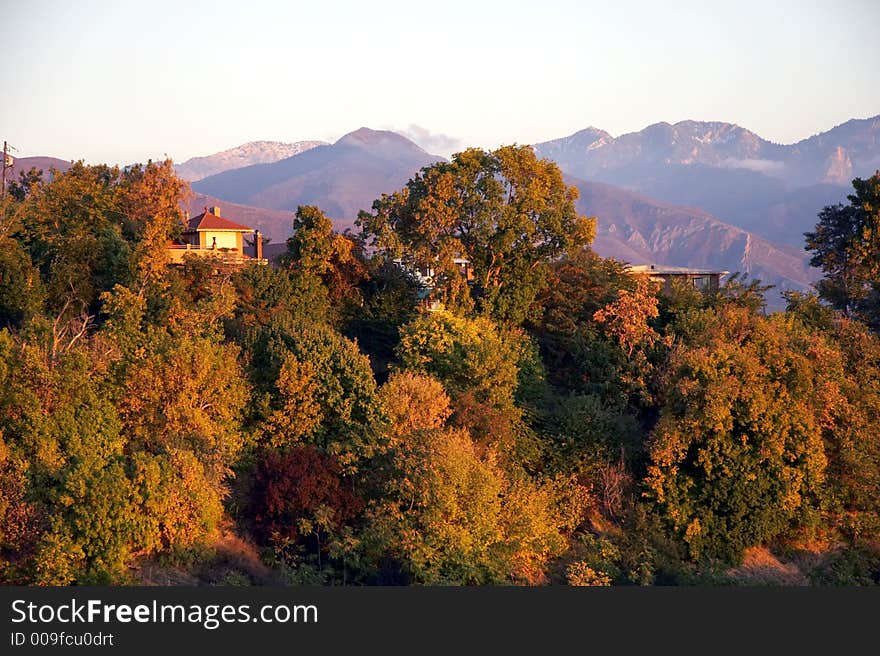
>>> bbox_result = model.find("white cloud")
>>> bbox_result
[722,157,786,174]
[394,124,462,157]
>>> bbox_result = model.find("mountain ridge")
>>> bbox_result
[536,115,880,184]
[174,140,326,182]
[566,176,817,301]
[191,127,444,230]
[534,114,880,247]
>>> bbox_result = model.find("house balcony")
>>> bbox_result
[166,244,267,266]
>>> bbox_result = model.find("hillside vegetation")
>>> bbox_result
[1,153,878,586]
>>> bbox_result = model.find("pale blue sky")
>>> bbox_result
[2,0,878,164]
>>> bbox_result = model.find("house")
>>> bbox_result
[394,256,474,288]
[166,206,266,265]
[627,264,728,292]
[393,255,475,312]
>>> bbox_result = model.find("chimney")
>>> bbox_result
[255,229,263,260]
[211,206,221,215]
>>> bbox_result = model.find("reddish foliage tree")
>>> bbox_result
[250,446,363,553]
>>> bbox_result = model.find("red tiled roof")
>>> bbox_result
[184,207,253,232]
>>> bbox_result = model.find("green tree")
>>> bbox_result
[0,237,44,327]
[243,317,385,471]
[0,333,144,584]
[805,172,880,329]
[396,310,522,410]
[280,206,367,325]
[358,146,595,325]
[806,316,880,543]
[15,162,133,318]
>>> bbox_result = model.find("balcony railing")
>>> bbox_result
[165,245,266,266]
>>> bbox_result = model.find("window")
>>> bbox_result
[692,275,711,290]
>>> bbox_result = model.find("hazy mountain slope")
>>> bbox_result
[568,177,818,307]
[191,128,443,231]
[786,116,880,185]
[588,164,850,247]
[4,156,73,184]
[175,140,326,182]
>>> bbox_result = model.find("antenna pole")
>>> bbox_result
[1,141,7,200]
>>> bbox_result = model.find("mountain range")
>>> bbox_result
[534,116,880,247]
[174,140,326,182]
[534,118,880,187]
[191,128,442,232]
[184,126,824,305]
[8,115,879,310]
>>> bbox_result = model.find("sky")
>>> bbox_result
[1,0,878,164]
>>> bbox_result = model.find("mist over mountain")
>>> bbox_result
[191,128,444,232]
[174,140,326,182]
[534,116,880,247]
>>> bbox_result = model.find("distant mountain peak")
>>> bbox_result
[191,127,443,228]
[335,127,427,153]
[338,127,382,141]
[574,126,612,138]
[175,140,326,181]
[673,119,742,130]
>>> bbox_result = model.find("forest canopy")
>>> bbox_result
[1,156,879,586]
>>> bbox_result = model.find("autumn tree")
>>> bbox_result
[785,298,880,543]
[15,162,132,318]
[379,370,452,443]
[358,146,595,325]
[100,280,249,553]
[117,160,191,293]
[396,311,521,403]
[248,446,363,564]
[0,436,44,583]
[530,250,645,396]
[7,159,190,327]
[592,275,663,402]
[360,426,583,585]
[395,310,528,450]
[645,307,833,563]
[0,332,142,584]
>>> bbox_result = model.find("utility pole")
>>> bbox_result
[1,141,17,201]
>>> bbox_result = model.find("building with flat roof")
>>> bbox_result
[627,264,728,292]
